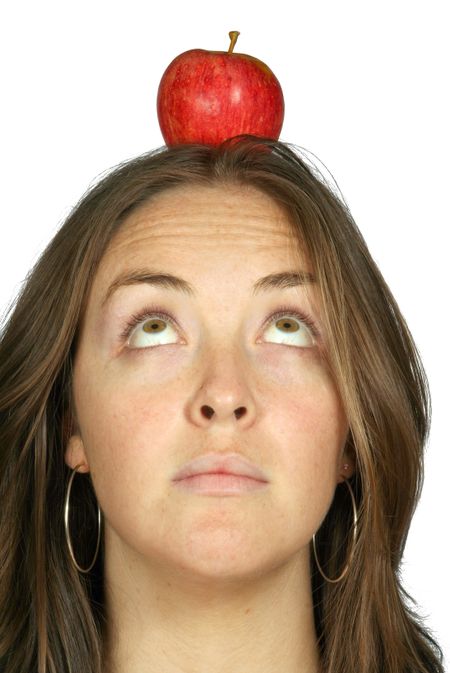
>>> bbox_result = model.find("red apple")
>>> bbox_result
[156,31,284,147]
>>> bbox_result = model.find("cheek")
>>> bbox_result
[75,384,169,496]
[73,356,202,542]
[264,345,347,452]
[73,345,347,533]
[267,354,348,508]
[76,344,346,471]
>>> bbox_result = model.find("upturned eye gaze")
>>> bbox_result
[265,311,317,347]
[120,305,319,350]
[143,318,168,334]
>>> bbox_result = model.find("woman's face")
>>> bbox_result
[66,183,353,581]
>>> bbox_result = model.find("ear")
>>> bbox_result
[337,435,357,483]
[65,433,90,474]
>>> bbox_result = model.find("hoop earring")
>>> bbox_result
[64,463,102,574]
[312,476,358,584]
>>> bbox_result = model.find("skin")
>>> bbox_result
[66,183,355,673]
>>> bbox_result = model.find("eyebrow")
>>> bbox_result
[101,268,317,309]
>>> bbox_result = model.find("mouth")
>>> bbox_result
[172,471,269,496]
[172,451,269,496]
[172,451,269,483]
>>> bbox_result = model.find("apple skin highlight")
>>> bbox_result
[157,44,285,147]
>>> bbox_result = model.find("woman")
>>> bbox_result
[0,136,444,673]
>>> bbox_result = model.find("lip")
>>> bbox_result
[173,473,268,496]
[172,452,269,483]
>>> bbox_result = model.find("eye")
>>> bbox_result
[120,305,319,351]
[121,309,179,349]
[261,307,317,348]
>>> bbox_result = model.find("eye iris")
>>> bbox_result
[275,318,299,332]
[143,319,166,333]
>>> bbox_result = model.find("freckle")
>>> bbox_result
[245,607,251,615]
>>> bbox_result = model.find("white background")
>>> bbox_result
[1,0,448,665]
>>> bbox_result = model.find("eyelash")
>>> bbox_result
[119,304,320,343]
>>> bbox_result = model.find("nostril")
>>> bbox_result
[201,405,214,419]
[200,405,246,419]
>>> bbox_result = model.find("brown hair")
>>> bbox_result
[0,136,444,673]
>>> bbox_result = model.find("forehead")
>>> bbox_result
[89,183,316,312]
[74,184,325,348]
[104,183,302,262]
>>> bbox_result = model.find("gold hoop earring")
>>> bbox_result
[64,463,102,574]
[312,476,358,584]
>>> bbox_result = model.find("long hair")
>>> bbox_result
[0,135,444,673]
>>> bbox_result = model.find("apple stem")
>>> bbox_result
[228,31,240,53]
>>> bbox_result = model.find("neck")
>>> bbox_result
[102,533,321,673]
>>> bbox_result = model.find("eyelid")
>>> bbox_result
[119,306,180,342]
[119,303,321,345]
[264,305,319,339]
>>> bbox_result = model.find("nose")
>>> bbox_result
[187,347,256,428]
[200,404,247,420]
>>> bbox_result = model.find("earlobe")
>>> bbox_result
[338,442,357,482]
[65,434,90,473]
[340,462,354,481]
